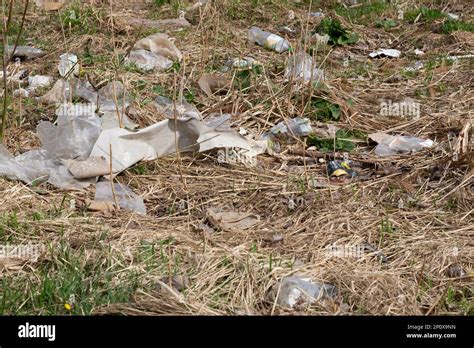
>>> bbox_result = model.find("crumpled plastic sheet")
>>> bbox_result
[133,33,183,61]
[0,145,41,183]
[369,132,434,156]
[0,105,102,189]
[126,33,182,71]
[369,49,401,58]
[38,103,102,160]
[125,49,173,72]
[273,276,337,309]
[95,181,146,215]
[155,95,202,120]
[2,83,259,189]
[262,117,313,144]
[90,116,253,174]
[5,45,45,60]
[285,52,325,82]
[39,79,137,130]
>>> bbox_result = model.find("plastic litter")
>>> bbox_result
[369,132,434,156]
[285,52,324,83]
[309,12,324,18]
[15,75,54,98]
[414,49,424,56]
[28,75,53,89]
[207,207,260,232]
[90,116,254,174]
[248,27,290,53]
[93,181,146,215]
[198,74,231,97]
[5,46,45,60]
[266,117,313,143]
[126,33,182,71]
[447,13,460,21]
[59,53,79,78]
[125,49,173,72]
[133,33,182,61]
[221,57,259,73]
[38,79,71,104]
[278,26,296,35]
[405,61,424,72]
[63,156,110,179]
[271,276,336,309]
[310,33,330,45]
[446,54,474,63]
[155,95,202,120]
[369,49,401,58]
[38,102,101,160]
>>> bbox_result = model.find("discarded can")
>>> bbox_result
[327,160,357,178]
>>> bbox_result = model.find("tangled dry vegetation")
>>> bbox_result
[0,0,472,315]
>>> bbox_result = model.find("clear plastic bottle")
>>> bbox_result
[248,27,290,53]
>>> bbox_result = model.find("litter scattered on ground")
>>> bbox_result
[133,33,183,61]
[311,123,338,138]
[5,46,45,60]
[29,75,53,89]
[155,95,202,120]
[158,275,190,292]
[58,53,79,78]
[63,156,110,179]
[446,13,460,21]
[445,264,466,278]
[90,114,254,174]
[369,133,434,156]
[87,200,117,213]
[278,25,296,35]
[38,79,70,104]
[369,49,401,58]
[248,27,290,53]
[92,181,147,215]
[127,49,173,72]
[126,33,182,71]
[14,75,53,97]
[446,54,474,63]
[263,117,312,144]
[222,57,259,72]
[207,208,260,232]
[198,74,231,97]
[327,160,357,178]
[414,49,425,56]
[271,275,337,309]
[285,52,325,83]
[310,33,330,45]
[405,61,424,72]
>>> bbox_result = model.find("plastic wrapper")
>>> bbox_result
[94,181,146,215]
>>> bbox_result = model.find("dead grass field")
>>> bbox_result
[0,0,472,315]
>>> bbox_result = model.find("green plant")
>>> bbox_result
[375,18,397,31]
[315,18,358,46]
[0,0,29,140]
[441,20,474,34]
[234,65,262,92]
[311,98,341,121]
[306,129,365,153]
[405,6,445,23]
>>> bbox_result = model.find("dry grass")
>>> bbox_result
[0,0,472,315]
